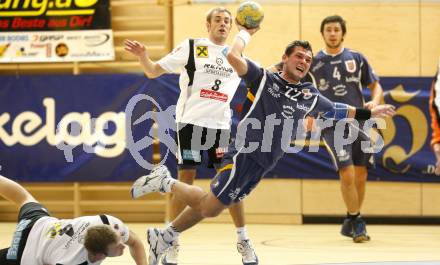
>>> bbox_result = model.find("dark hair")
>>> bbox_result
[84,225,118,255]
[206,7,232,24]
[284,40,313,57]
[320,15,346,35]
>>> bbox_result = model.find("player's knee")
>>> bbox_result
[199,195,225,218]
[340,176,355,187]
[339,172,356,187]
[200,206,222,218]
[190,185,206,197]
[356,176,367,185]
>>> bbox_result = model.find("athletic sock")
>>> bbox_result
[162,224,180,243]
[237,226,249,242]
[347,212,360,220]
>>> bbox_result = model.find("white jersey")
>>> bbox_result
[21,215,129,265]
[158,38,241,129]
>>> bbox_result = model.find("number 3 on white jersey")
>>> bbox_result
[333,66,341,80]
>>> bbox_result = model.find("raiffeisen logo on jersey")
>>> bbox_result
[0,98,125,158]
[0,0,99,17]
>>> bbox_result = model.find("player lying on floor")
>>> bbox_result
[0,174,147,265]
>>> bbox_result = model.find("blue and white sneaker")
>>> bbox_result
[340,218,353,238]
[352,217,371,243]
[162,243,179,265]
[237,240,259,265]
[131,165,173,198]
[147,228,173,265]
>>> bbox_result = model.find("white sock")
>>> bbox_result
[237,226,249,242]
[162,224,180,243]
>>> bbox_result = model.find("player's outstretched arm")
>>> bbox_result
[124,39,167,78]
[125,230,148,265]
[317,95,395,120]
[369,104,396,118]
[226,23,259,76]
[346,104,395,119]
[0,175,37,208]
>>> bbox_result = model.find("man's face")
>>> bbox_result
[322,22,344,49]
[282,46,313,82]
[105,235,125,257]
[207,11,232,44]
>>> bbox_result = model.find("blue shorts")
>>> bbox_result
[210,147,267,206]
[322,124,375,171]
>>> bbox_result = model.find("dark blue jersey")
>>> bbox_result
[303,48,379,107]
[234,59,344,168]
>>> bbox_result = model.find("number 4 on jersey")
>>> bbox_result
[333,66,341,80]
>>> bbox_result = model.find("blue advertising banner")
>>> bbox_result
[0,74,437,182]
[267,77,439,182]
[0,74,176,182]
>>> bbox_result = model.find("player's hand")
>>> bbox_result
[124,39,147,58]
[370,104,396,118]
[235,19,260,35]
[364,101,378,110]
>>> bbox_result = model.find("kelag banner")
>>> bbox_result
[0,74,172,182]
[0,0,114,62]
[0,74,438,182]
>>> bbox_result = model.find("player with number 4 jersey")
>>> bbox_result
[304,40,378,108]
[302,15,384,243]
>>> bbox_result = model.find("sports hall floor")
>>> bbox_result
[1,222,439,264]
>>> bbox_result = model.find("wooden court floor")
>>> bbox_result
[1,222,440,265]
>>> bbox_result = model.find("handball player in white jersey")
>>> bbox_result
[0,174,147,265]
[124,7,258,265]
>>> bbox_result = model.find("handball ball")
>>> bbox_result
[236,1,264,29]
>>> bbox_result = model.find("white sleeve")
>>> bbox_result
[107,215,130,243]
[157,39,190,73]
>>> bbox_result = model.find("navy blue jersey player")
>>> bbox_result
[303,15,384,243]
[270,15,383,243]
[304,41,379,108]
[130,23,395,265]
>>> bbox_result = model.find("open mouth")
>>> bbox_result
[296,66,305,73]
